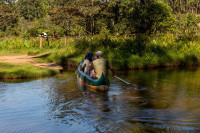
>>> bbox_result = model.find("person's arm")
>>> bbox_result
[90,62,94,71]
[107,61,116,76]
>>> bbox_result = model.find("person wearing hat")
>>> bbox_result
[90,51,115,79]
[81,51,94,75]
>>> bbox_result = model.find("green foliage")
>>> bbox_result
[0,37,58,50]
[176,13,198,41]
[49,6,84,36]
[28,27,39,37]
[0,3,18,32]
[66,35,200,69]
[1,34,200,70]
[16,0,49,21]
[0,0,15,5]
[0,30,4,37]
[146,1,175,33]
[22,32,30,40]
[130,1,174,34]
[99,26,111,38]
[0,0,199,38]
[1,0,200,71]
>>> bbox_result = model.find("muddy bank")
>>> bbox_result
[62,59,79,71]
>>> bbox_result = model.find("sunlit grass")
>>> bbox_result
[0,63,59,79]
[1,34,200,70]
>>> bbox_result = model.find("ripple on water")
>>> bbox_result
[1,69,200,132]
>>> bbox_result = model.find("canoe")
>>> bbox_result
[77,59,110,91]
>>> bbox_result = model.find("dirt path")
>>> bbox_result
[0,55,63,70]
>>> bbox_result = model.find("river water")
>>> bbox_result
[0,68,200,133]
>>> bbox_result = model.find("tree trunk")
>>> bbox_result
[92,16,95,35]
[91,0,93,6]
[91,0,94,35]
[170,0,175,12]
[185,0,188,12]
[90,15,93,35]
[196,0,199,14]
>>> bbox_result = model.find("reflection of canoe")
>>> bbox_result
[77,59,110,91]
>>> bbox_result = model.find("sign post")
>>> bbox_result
[39,32,47,49]
[40,36,42,48]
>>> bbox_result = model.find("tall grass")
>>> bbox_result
[0,37,74,50]
[69,34,200,69]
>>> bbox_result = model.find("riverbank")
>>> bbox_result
[21,34,200,70]
[0,54,62,79]
[1,34,200,79]
[0,62,59,79]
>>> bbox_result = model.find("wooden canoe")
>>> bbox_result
[77,59,110,91]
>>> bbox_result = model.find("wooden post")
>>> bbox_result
[40,36,42,48]
[64,36,67,46]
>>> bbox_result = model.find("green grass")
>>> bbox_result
[1,34,200,71]
[0,36,74,50]
[0,63,59,79]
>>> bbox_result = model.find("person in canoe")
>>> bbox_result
[81,51,94,75]
[90,51,116,79]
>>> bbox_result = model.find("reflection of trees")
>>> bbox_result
[0,78,36,83]
[120,68,200,102]
[116,68,200,132]
[44,69,200,132]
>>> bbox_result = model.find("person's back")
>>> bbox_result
[91,51,115,79]
[82,59,91,74]
[81,51,93,75]
[92,57,108,79]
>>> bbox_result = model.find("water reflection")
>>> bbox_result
[77,78,110,113]
[1,68,200,132]
[116,68,200,132]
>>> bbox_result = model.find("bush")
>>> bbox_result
[175,13,198,41]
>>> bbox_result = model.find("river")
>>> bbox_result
[0,67,200,133]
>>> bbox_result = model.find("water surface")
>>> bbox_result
[0,68,200,133]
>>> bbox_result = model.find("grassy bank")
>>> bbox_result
[1,34,200,71]
[26,35,200,70]
[0,63,59,79]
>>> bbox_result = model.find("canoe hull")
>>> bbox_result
[77,76,109,91]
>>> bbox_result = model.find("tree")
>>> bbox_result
[130,1,174,34]
[47,0,71,7]
[16,0,49,21]
[74,0,102,35]
[49,6,84,36]
[0,3,18,31]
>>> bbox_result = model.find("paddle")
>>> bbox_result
[109,73,136,87]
